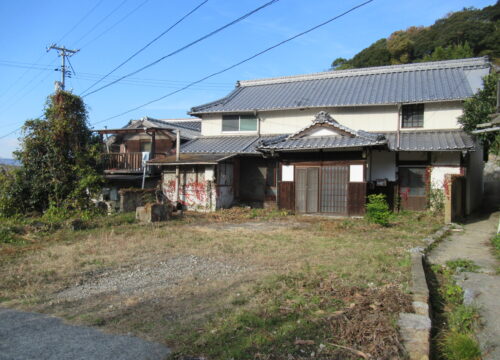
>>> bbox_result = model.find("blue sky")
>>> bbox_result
[0,0,495,158]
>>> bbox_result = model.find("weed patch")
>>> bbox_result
[429,263,481,360]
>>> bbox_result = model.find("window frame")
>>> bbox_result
[401,104,424,129]
[222,114,258,132]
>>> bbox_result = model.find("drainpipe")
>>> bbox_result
[396,103,402,151]
[254,109,260,137]
[175,130,181,205]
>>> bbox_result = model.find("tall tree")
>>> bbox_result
[1,91,102,216]
[459,73,500,155]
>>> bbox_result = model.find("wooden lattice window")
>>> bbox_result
[402,104,424,128]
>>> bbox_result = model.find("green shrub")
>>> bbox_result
[440,331,481,360]
[365,194,391,226]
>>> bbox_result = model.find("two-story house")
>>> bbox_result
[149,57,490,215]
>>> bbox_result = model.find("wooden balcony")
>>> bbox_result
[102,152,168,173]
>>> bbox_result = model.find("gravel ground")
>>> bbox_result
[0,308,170,360]
[56,255,249,301]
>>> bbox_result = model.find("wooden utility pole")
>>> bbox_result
[47,44,79,90]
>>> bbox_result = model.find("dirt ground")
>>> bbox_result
[0,210,442,357]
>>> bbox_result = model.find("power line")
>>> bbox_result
[57,0,105,44]
[91,0,374,126]
[72,0,130,47]
[0,0,105,102]
[80,0,208,95]
[79,0,151,50]
[82,0,280,97]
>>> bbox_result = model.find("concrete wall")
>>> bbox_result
[162,166,216,211]
[162,162,235,211]
[200,101,464,136]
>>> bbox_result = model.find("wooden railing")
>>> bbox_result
[103,152,144,172]
[102,152,169,172]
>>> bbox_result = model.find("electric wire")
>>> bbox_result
[91,0,374,126]
[78,0,151,49]
[71,0,130,47]
[80,0,208,95]
[82,0,280,97]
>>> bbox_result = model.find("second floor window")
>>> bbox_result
[222,114,257,132]
[402,104,424,128]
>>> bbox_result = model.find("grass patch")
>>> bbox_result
[429,262,482,360]
[0,208,442,357]
[169,272,410,359]
[445,259,480,273]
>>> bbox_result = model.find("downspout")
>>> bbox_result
[175,130,181,206]
[396,103,402,151]
[254,109,260,137]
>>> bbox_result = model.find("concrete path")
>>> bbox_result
[0,308,170,360]
[427,211,500,360]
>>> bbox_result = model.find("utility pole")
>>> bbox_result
[47,44,79,91]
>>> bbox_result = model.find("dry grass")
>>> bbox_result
[0,209,442,357]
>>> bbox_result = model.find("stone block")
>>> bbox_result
[136,203,171,223]
[398,313,431,360]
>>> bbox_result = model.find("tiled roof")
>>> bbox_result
[148,153,235,165]
[128,117,201,140]
[190,57,490,114]
[258,135,386,151]
[384,130,475,151]
[180,135,285,154]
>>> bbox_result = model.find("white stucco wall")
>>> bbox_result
[370,151,396,181]
[430,167,461,189]
[199,101,464,136]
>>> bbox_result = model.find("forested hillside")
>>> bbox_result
[332,2,500,69]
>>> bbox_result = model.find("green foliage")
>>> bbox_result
[331,3,500,69]
[492,234,500,257]
[440,332,481,360]
[0,91,103,217]
[429,188,445,214]
[431,264,482,360]
[446,258,480,273]
[459,72,500,155]
[365,194,391,226]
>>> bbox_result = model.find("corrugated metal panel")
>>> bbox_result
[191,58,490,114]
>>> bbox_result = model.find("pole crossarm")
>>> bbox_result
[47,44,79,90]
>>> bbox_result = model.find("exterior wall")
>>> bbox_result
[162,166,216,211]
[161,162,235,211]
[200,101,464,136]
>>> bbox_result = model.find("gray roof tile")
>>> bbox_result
[191,58,490,114]
[180,135,282,154]
[384,131,475,151]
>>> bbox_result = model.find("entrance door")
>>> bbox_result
[399,167,427,210]
[321,165,349,214]
[295,167,319,213]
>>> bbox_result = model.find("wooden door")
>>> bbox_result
[399,167,427,210]
[295,167,319,213]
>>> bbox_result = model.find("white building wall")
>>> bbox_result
[199,101,464,136]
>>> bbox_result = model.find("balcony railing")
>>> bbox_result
[102,152,168,172]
